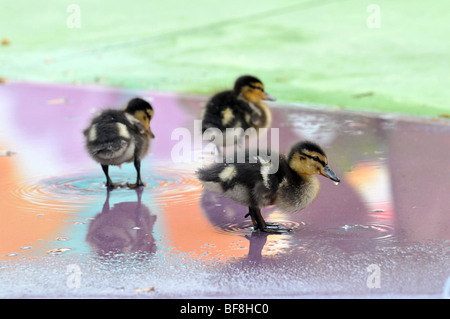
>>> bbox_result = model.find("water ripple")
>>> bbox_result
[216,220,305,235]
[322,223,396,242]
[4,164,201,211]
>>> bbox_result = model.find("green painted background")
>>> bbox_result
[1,0,448,116]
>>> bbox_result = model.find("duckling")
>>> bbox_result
[196,141,340,233]
[201,75,275,147]
[83,97,155,188]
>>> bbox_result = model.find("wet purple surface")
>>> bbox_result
[0,81,449,298]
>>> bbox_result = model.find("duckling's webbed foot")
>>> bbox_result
[245,207,291,234]
[263,223,291,234]
[106,182,123,189]
[127,181,145,189]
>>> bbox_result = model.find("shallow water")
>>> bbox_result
[0,82,449,298]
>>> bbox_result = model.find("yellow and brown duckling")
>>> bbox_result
[196,141,340,233]
[83,97,155,188]
[201,75,275,146]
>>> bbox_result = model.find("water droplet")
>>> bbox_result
[46,247,72,255]
[342,224,351,231]
[334,181,340,186]
[55,236,70,241]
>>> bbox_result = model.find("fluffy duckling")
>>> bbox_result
[196,141,340,233]
[201,75,275,146]
[84,97,155,188]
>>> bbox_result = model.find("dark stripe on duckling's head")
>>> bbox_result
[124,97,155,138]
[288,141,326,162]
[125,97,154,117]
[288,141,328,175]
[287,141,340,183]
[234,75,276,103]
[233,75,263,95]
[299,151,327,168]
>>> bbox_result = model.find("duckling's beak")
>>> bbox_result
[262,92,276,101]
[321,165,340,184]
[149,127,155,139]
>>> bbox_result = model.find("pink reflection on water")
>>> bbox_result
[1,81,450,297]
[0,81,449,256]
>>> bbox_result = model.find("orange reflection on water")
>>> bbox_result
[0,151,74,260]
[344,160,394,225]
[159,179,249,262]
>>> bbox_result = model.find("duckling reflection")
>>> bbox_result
[200,188,273,264]
[245,232,270,264]
[86,188,157,256]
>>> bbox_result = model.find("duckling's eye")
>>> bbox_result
[312,156,319,161]
[248,84,264,92]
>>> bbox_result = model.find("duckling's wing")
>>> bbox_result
[202,91,251,132]
[123,114,147,135]
[202,91,232,132]
[86,121,129,156]
[89,139,129,158]
[197,162,261,207]
[197,152,286,207]
[84,110,135,163]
